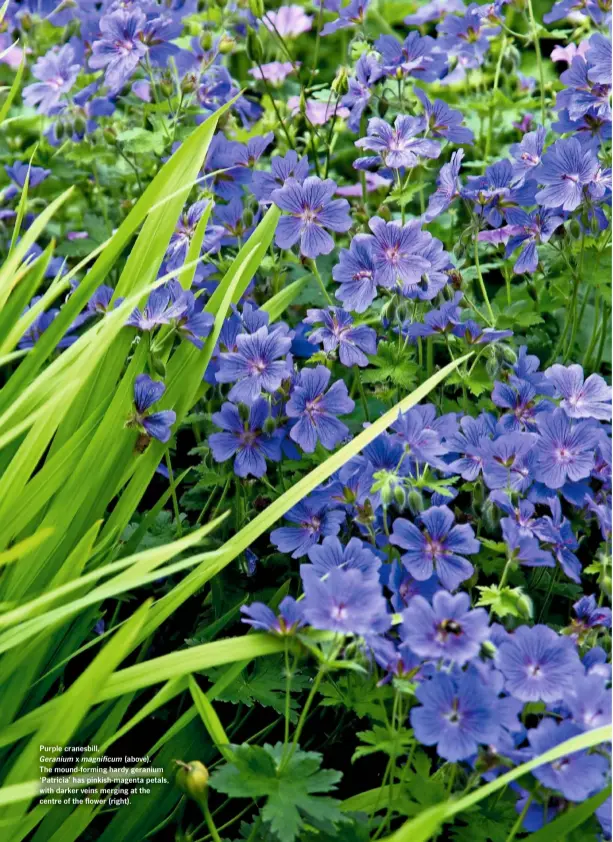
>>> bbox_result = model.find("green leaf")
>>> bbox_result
[352,725,414,762]
[476,585,533,619]
[118,127,166,155]
[362,341,418,389]
[207,659,308,721]
[210,743,343,842]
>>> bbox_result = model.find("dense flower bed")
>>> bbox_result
[0,1,611,840]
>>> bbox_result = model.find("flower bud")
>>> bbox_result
[200,31,213,50]
[482,498,497,533]
[447,269,463,290]
[238,402,250,423]
[485,354,501,380]
[73,115,86,136]
[263,416,276,435]
[181,73,197,95]
[377,204,392,221]
[517,591,533,619]
[249,0,265,17]
[377,97,389,118]
[331,66,349,95]
[350,39,369,62]
[54,120,66,141]
[246,28,264,64]
[175,760,209,804]
[502,44,521,74]
[407,489,424,515]
[243,209,254,227]
[160,76,174,98]
[394,485,407,509]
[219,35,236,54]
[381,296,398,323]
[103,126,118,145]
[568,218,582,240]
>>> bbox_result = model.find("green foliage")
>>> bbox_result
[362,341,418,389]
[210,743,344,841]
[207,658,310,721]
[476,584,533,619]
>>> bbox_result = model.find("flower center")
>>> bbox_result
[249,358,267,375]
[436,619,463,641]
[555,447,572,463]
[384,246,400,265]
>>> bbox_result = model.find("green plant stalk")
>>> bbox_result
[526,0,546,123]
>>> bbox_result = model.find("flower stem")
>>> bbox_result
[310,259,333,305]
[526,0,546,123]
[473,235,495,325]
[201,800,222,842]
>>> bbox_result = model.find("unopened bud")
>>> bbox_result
[160,76,174,98]
[103,126,117,145]
[218,35,235,55]
[73,115,86,136]
[517,591,533,619]
[243,209,254,227]
[54,120,66,141]
[263,416,276,435]
[175,760,209,804]
[394,485,406,509]
[377,97,389,119]
[246,28,264,64]
[238,402,250,423]
[249,0,264,17]
[331,66,349,95]
[381,296,398,323]
[200,31,213,50]
[407,489,424,515]
[350,39,369,62]
[482,499,497,533]
[568,218,582,240]
[181,73,197,95]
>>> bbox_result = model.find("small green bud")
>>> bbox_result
[160,76,174,98]
[568,218,582,240]
[103,126,117,145]
[181,73,197,95]
[377,97,389,119]
[243,209,254,227]
[175,760,209,804]
[393,485,407,509]
[407,489,424,515]
[218,35,236,55]
[246,28,264,64]
[482,499,497,533]
[590,212,602,236]
[55,120,66,141]
[73,115,86,136]
[381,296,398,323]
[200,31,213,50]
[331,66,349,95]
[238,402,250,423]
[263,416,276,435]
[249,0,265,17]
[349,39,369,62]
[502,44,521,74]
[377,204,392,221]
[517,591,533,620]
[485,354,501,380]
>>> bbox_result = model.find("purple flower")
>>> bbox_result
[90,9,148,92]
[129,374,176,443]
[141,14,182,69]
[375,31,446,81]
[165,200,222,271]
[304,307,377,367]
[241,596,304,634]
[332,235,377,313]
[424,149,464,222]
[496,624,582,702]
[492,378,552,432]
[437,6,499,70]
[390,505,480,591]
[502,519,556,570]
[534,408,599,489]
[262,5,312,37]
[402,590,490,664]
[463,160,536,227]
[271,177,352,258]
[271,494,346,558]
[286,365,354,453]
[383,561,440,611]
[248,61,296,85]
[416,89,474,145]
[410,671,500,761]
[4,161,51,198]
[586,33,612,85]
[405,0,466,23]
[125,284,187,331]
[204,134,253,201]
[545,364,611,421]
[404,292,463,340]
[251,150,309,204]
[573,594,612,632]
[300,565,390,635]
[447,413,495,480]
[527,719,609,802]
[341,53,382,132]
[209,399,284,478]
[509,126,546,185]
[451,320,513,345]
[216,326,292,405]
[23,45,80,114]
[368,216,432,289]
[481,432,537,490]
[535,137,600,211]
[355,115,440,170]
[391,408,449,468]
[307,536,381,580]
[503,208,564,274]
[566,674,612,731]
[558,56,611,123]
[322,0,369,35]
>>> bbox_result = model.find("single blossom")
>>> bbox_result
[271,177,352,258]
[129,374,176,443]
[300,564,390,635]
[209,399,284,478]
[304,307,377,367]
[390,505,480,591]
[402,590,490,664]
[216,325,292,405]
[286,365,355,453]
[545,364,612,420]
